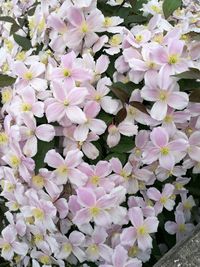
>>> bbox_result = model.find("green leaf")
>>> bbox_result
[0,75,16,87]
[10,23,21,35]
[105,152,127,165]
[129,101,149,114]
[33,139,55,173]
[189,90,200,102]
[175,68,200,80]
[13,34,32,50]
[125,14,147,25]
[110,136,135,153]
[163,0,182,19]
[0,16,16,24]
[178,79,200,91]
[109,82,135,103]
[97,111,113,124]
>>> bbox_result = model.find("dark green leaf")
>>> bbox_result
[125,14,147,25]
[187,32,200,41]
[189,90,200,102]
[105,152,127,165]
[10,23,21,35]
[0,75,16,87]
[109,82,135,103]
[163,0,182,18]
[0,16,16,24]
[97,111,113,124]
[129,101,149,114]
[175,68,200,80]
[13,34,32,50]
[110,136,135,153]
[115,107,127,124]
[178,79,200,91]
[17,17,26,27]
[131,0,148,14]
[33,139,55,173]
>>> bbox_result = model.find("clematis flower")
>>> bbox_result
[73,187,119,226]
[187,131,200,162]
[141,71,189,121]
[147,184,175,215]
[142,127,188,170]
[13,61,47,91]
[121,207,158,251]
[74,101,107,142]
[54,231,85,262]
[165,211,194,242]
[65,7,104,49]
[44,149,87,187]
[151,38,189,75]
[85,226,112,262]
[45,81,88,123]
[99,245,142,267]
[20,113,55,157]
[0,226,28,260]
[51,51,92,83]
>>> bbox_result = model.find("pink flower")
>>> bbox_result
[44,149,87,187]
[143,127,188,170]
[74,101,107,142]
[45,81,88,123]
[55,231,85,262]
[100,244,142,267]
[121,207,158,251]
[20,113,55,157]
[107,121,138,148]
[0,226,28,260]
[147,184,175,215]
[65,7,104,49]
[152,38,189,75]
[78,160,114,192]
[73,187,118,226]
[165,211,194,242]
[13,61,47,91]
[187,131,200,161]
[51,51,92,83]
[85,226,112,262]
[141,71,189,120]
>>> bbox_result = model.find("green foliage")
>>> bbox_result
[105,152,127,165]
[175,68,200,80]
[0,75,16,87]
[110,136,135,153]
[163,0,182,18]
[13,34,32,50]
[33,139,55,173]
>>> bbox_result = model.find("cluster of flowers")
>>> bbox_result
[0,0,200,266]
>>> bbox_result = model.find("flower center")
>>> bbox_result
[128,245,139,257]
[32,208,44,220]
[2,243,11,252]
[168,54,179,65]
[63,243,72,253]
[63,100,69,106]
[160,196,168,204]
[57,165,68,175]
[160,147,169,156]
[10,156,21,167]
[104,17,112,27]
[33,234,43,243]
[90,206,100,217]
[109,34,122,46]
[137,225,147,236]
[1,89,12,103]
[22,103,32,112]
[63,68,71,77]
[164,115,173,123]
[90,175,100,185]
[135,34,143,43]
[39,255,51,265]
[81,21,89,33]
[159,90,168,101]
[32,175,44,188]
[151,5,161,13]
[178,223,186,232]
[88,244,99,255]
[24,71,33,80]
[0,132,8,145]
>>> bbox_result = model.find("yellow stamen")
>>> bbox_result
[63,68,71,77]
[22,103,32,112]
[160,147,169,156]
[90,175,100,185]
[168,54,179,65]
[32,208,44,220]
[0,132,8,145]
[32,175,44,189]
[81,21,89,33]
[128,245,139,257]
[57,165,68,175]
[39,255,51,265]
[160,196,168,205]
[10,156,21,167]
[63,243,72,253]
[137,226,147,236]
[1,89,12,103]
[24,71,33,80]
[104,17,112,27]
[178,223,186,232]
[90,206,100,217]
